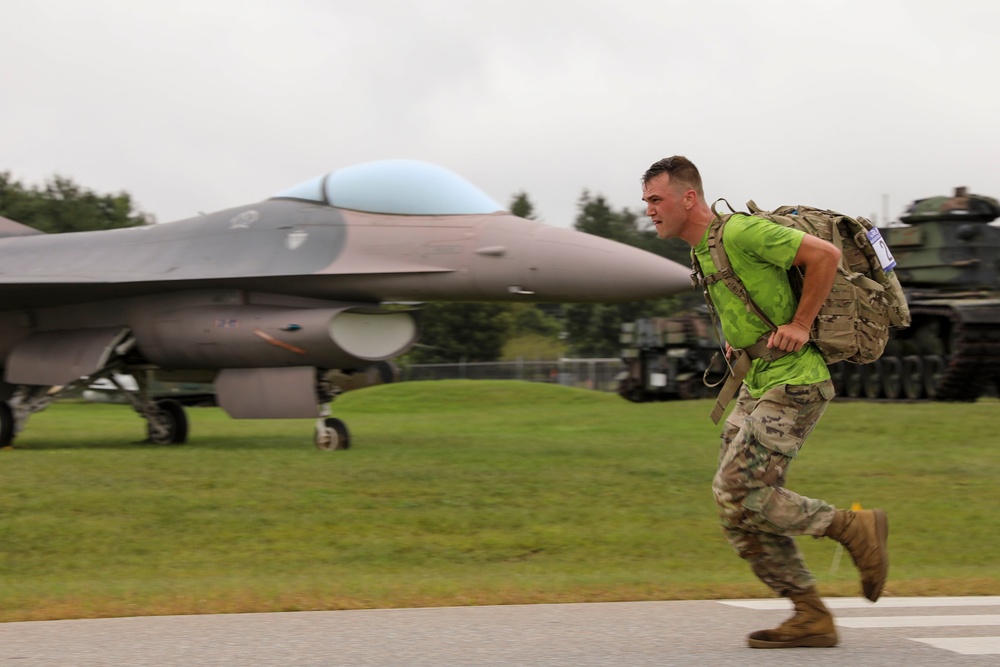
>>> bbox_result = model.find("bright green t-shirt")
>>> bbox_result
[693,214,830,397]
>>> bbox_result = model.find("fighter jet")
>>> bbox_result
[0,160,691,449]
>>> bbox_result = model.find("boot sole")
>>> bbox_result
[748,634,838,649]
[863,509,889,602]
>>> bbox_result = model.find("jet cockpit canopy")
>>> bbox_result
[273,159,504,216]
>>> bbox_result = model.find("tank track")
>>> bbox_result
[912,304,1000,401]
[830,303,1000,401]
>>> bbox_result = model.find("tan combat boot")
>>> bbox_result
[825,508,889,602]
[747,587,838,649]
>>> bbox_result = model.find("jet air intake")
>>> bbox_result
[132,305,417,370]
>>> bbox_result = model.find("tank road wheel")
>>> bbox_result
[880,357,903,400]
[0,402,14,448]
[843,364,863,398]
[315,417,350,451]
[146,399,189,445]
[901,355,925,399]
[922,355,946,399]
[828,363,847,396]
[862,361,883,399]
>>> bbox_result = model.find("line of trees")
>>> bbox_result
[0,173,696,362]
[0,172,151,232]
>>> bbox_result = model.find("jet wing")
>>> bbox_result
[0,201,459,308]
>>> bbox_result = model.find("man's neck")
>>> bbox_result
[679,204,714,247]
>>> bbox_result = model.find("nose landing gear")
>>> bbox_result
[314,416,350,450]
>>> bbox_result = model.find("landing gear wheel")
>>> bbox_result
[315,417,350,451]
[147,399,188,445]
[0,402,14,448]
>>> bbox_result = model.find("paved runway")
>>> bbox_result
[1,596,998,666]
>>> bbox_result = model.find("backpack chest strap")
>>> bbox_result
[699,266,754,306]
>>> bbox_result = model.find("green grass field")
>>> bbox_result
[1,380,997,622]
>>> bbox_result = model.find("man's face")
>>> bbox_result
[642,173,687,240]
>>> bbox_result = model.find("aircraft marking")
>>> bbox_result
[252,329,307,355]
[229,210,260,228]
[287,230,309,249]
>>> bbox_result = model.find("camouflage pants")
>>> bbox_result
[712,380,836,596]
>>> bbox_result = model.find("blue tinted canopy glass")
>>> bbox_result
[272,159,504,215]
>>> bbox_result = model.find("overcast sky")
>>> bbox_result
[3,0,998,229]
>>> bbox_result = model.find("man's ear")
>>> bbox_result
[683,189,697,209]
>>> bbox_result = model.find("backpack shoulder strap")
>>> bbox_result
[694,200,795,423]
[700,200,778,332]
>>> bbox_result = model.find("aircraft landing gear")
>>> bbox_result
[146,398,189,445]
[108,372,190,445]
[0,402,14,448]
[314,417,350,450]
[312,372,350,451]
[2,386,57,449]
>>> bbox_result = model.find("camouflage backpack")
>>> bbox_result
[696,199,911,366]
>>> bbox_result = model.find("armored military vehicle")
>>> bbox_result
[833,187,1000,400]
[617,309,727,402]
[619,187,1000,402]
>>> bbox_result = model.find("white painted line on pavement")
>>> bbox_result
[719,598,1000,656]
[836,615,1000,628]
[912,637,1000,656]
[719,596,1000,610]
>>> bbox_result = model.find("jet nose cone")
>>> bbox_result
[527,226,692,302]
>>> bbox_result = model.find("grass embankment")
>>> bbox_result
[1,381,997,621]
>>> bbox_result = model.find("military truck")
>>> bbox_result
[617,309,727,401]
[619,188,1000,402]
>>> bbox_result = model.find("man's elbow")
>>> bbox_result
[792,237,841,270]
[824,243,842,265]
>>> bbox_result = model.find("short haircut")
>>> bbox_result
[642,156,704,198]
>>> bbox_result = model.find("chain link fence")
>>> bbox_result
[400,359,626,393]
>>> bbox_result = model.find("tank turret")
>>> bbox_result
[885,187,1000,291]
